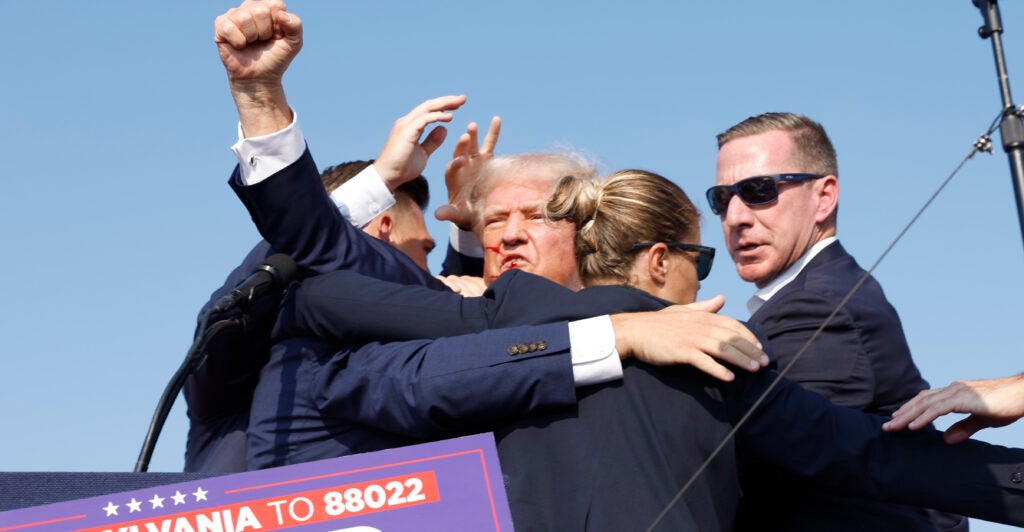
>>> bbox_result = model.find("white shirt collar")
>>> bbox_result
[746,236,838,316]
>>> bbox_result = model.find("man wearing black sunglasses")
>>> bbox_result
[710,113,959,531]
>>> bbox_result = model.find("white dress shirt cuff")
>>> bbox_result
[330,165,396,229]
[449,224,484,258]
[231,109,306,186]
[568,315,623,386]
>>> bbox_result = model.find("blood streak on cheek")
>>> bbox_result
[486,245,519,275]
[486,246,503,280]
[486,245,511,265]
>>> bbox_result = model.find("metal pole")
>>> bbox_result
[974,0,1024,250]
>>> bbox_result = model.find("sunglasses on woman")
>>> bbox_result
[632,242,715,281]
[705,173,825,215]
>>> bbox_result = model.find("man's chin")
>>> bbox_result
[735,263,770,285]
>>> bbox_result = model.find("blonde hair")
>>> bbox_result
[545,169,700,285]
[469,152,597,231]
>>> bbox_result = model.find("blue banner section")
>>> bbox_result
[0,433,513,532]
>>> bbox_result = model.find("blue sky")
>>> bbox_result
[2,2,1023,529]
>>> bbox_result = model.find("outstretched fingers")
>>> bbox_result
[479,116,502,154]
[395,95,466,143]
[375,94,467,191]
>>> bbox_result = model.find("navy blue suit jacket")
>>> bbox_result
[184,149,444,472]
[258,269,1024,530]
[738,240,948,531]
[249,272,663,467]
[749,240,927,414]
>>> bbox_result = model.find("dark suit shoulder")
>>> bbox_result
[751,241,927,414]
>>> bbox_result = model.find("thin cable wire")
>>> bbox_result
[645,124,997,532]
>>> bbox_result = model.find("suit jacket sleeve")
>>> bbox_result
[229,148,445,289]
[187,149,443,450]
[304,276,669,437]
[753,288,877,410]
[189,150,441,422]
[312,322,577,438]
[276,270,669,344]
[734,371,1024,525]
[273,269,494,343]
[193,147,442,421]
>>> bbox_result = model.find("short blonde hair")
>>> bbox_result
[716,112,838,177]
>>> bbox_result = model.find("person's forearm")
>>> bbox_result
[231,82,292,138]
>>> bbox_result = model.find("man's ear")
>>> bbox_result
[814,175,839,224]
[376,213,394,244]
[645,243,670,286]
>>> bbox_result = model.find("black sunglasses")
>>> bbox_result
[632,242,715,281]
[705,173,825,215]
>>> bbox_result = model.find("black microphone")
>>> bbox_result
[211,253,298,313]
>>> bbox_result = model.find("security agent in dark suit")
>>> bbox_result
[265,171,1024,530]
[184,160,434,473]
[709,112,956,530]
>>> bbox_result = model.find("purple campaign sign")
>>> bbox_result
[0,433,513,532]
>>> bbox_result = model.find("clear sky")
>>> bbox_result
[2,2,1023,529]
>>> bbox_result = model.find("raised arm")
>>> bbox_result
[218,4,465,284]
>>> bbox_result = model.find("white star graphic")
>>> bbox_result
[126,498,142,513]
[102,501,118,516]
[193,486,209,502]
[171,490,187,505]
[149,493,165,509]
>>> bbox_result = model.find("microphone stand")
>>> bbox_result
[974,0,1024,249]
[133,314,244,473]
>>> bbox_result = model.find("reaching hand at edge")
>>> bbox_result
[883,373,1024,443]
